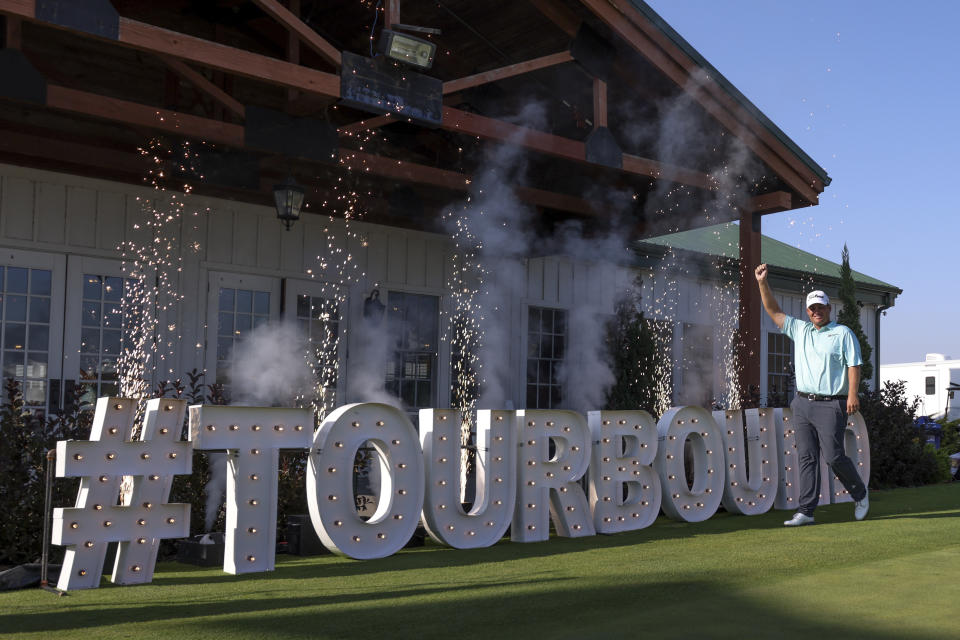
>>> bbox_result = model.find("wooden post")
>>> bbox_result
[287,0,300,101]
[593,78,607,129]
[738,210,762,408]
[385,0,399,29]
[3,15,21,49]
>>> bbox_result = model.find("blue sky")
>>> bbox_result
[643,1,960,364]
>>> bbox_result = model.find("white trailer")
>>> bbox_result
[880,354,960,419]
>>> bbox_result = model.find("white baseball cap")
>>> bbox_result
[806,290,830,308]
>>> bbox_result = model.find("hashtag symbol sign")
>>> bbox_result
[52,397,192,590]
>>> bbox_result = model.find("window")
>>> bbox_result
[385,291,438,411]
[926,376,936,395]
[215,286,271,386]
[526,306,566,409]
[767,333,795,405]
[77,274,128,403]
[0,266,52,414]
[295,293,340,405]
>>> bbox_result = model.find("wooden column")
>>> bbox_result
[3,15,21,49]
[286,0,300,102]
[385,0,399,29]
[593,78,607,128]
[738,210,762,407]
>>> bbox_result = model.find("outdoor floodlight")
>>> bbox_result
[378,29,436,70]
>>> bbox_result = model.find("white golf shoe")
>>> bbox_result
[855,490,869,521]
[783,512,815,527]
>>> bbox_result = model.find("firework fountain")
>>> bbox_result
[117,138,208,425]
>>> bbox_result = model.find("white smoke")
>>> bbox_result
[447,103,546,409]
[227,321,315,406]
[345,288,403,408]
[549,212,633,414]
[201,321,314,532]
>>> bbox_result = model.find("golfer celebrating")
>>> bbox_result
[755,263,869,525]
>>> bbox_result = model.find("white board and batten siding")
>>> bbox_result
[0,164,454,407]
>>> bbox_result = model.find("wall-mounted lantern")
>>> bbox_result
[273,176,305,231]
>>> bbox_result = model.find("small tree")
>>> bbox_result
[605,277,670,415]
[837,244,873,388]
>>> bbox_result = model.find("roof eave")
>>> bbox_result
[626,0,831,187]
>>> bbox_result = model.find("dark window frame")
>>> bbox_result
[526,306,566,409]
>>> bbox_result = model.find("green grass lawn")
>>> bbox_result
[2,484,958,639]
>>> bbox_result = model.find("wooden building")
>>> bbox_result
[0,0,850,416]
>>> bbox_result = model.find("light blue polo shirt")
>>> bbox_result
[782,316,863,396]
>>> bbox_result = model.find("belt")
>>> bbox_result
[797,391,846,401]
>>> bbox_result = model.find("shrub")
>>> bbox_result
[605,280,671,415]
[859,380,940,488]
[933,418,960,481]
[0,379,91,566]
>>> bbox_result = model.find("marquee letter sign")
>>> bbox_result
[587,410,661,533]
[655,406,724,522]
[512,410,595,542]
[53,398,191,590]
[189,404,313,574]
[713,408,778,516]
[48,399,871,590]
[419,409,516,548]
[307,403,425,559]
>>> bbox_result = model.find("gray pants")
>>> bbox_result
[790,395,867,516]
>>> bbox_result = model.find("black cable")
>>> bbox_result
[370,0,382,58]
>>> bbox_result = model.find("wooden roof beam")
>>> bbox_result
[748,191,792,215]
[0,127,139,176]
[350,150,597,217]
[158,55,246,119]
[527,0,579,36]
[337,114,396,135]
[249,0,341,68]
[442,106,715,190]
[621,154,714,191]
[44,85,245,146]
[0,1,341,97]
[9,84,598,218]
[443,51,573,94]
[117,17,340,98]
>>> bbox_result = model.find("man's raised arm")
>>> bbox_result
[755,264,786,329]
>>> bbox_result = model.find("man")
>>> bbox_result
[754,263,869,526]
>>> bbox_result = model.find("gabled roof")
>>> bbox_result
[629,1,830,187]
[638,222,900,295]
[0,0,830,236]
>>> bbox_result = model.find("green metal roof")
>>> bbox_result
[628,1,831,187]
[639,222,900,291]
